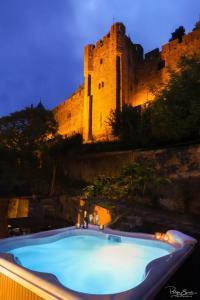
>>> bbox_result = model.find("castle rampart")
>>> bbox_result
[54,21,200,141]
[53,85,84,136]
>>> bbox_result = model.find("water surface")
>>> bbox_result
[9,235,174,294]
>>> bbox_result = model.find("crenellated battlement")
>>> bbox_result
[84,22,126,53]
[110,22,126,35]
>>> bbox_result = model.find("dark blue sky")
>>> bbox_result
[0,0,200,116]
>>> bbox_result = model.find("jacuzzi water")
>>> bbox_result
[8,234,174,295]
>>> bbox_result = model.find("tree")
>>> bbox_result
[0,103,57,159]
[169,26,185,42]
[151,54,200,143]
[119,160,170,206]
[47,133,83,195]
[108,105,142,146]
[0,103,58,195]
[83,160,169,225]
[140,103,153,146]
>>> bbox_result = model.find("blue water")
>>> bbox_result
[9,234,174,295]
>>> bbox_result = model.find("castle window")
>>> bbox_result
[102,81,104,87]
[100,58,103,64]
[67,112,71,119]
[98,83,101,89]
[158,60,165,70]
[88,74,91,96]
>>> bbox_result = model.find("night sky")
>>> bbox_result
[0,0,200,116]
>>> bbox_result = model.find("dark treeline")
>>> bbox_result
[0,102,83,196]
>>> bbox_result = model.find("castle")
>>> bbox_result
[54,21,200,142]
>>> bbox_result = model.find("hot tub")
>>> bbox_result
[0,226,197,300]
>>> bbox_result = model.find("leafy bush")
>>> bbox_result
[83,159,169,207]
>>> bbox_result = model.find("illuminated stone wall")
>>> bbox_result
[54,22,200,141]
[131,23,200,106]
[53,85,84,136]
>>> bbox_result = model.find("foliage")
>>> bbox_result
[0,100,83,196]
[169,26,185,42]
[108,105,141,146]
[120,160,169,197]
[83,159,169,209]
[47,133,82,158]
[0,103,58,195]
[151,54,200,143]
[83,175,126,203]
[0,103,57,154]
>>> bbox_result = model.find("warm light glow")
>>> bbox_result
[76,223,80,229]
[77,213,81,224]
[99,224,104,230]
[155,232,162,240]
[94,205,111,225]
[163,234,169,241]
[80,199,86,207]
[155,232,170,242]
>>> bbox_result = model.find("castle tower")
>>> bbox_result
[83,23,143,142]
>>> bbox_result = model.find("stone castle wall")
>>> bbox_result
[131,24,200,106]
[53,85,84,136]
[54,22,200,140]
[65,144,200,183]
